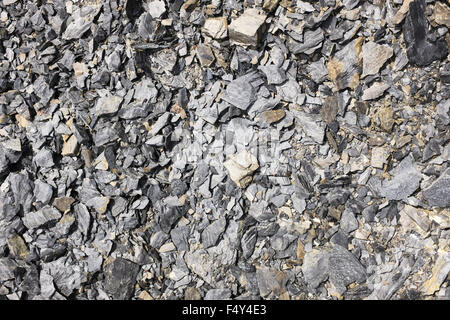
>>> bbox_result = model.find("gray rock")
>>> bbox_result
[34,148,54,168]
[34,180,53,204]
[222,77,256,111]
[306,59,328,83]
[241,226,258,259]
[361,41,394,77]
[290,109,325,143]
[327,37,363,90]
[22,205,61,229]
[256,267,287,297]
[381,155,422,201]
[205,288,232,300]
[290,28,324,54]
[201,217,227,248]
[170,226,190,251]
[94,95,123,116]
[258,65,287,85]
[62,5,102,40]
[422,168,450,207]
[104,258,140,300]
[320,95,339,124]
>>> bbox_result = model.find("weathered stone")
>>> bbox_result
[202,17,228,39]
[22,206,62,229]
[7,235,29,259]
[263,109,285,124]
[224,150,259,188]
[52,197,75,213]
[104,258,140,300]
[320,96,339,124]
[61,135,79,156]
[378,106,394,132]
[381,155,422,201]
[362,82,390,101]
[256,267,287,297]
[196,44,215,67]
[327,37,363,90]
[201,217,227,248]
[422,168,450,208]
[361,41,393,77]
[432,2,450,28]
[422,252,450,295]
[228,9,267,47]
[371,147,388,169]
[94,95,123,116]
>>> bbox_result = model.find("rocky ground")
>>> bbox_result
[0,0,449,300]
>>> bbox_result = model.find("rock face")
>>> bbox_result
[224,150,259,188]
[228,9,267,47]
[403,0,448,66]
[422,168,450,208]
[327,37,363,90]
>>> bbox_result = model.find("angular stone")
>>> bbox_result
[371,147,388,169]
[381,155,422,201]
[7,234,29,259]
[403,0,448,66]
[361,41,393,77]
[34,180,53,204]
[362,82,389,101]
[340,209,358,234]
[263,109,285,124]
[61,135,79,156]
[422,168,450,208]
[34,148,54,168]
[391,0,414,25]
[222,77,256,110]
[147,0,166,19]
[378,106,394,132]
[104,258,140,300]
[291,109,325,144]
[86,196,110,214]
[22,205,62,229]
[432,2,450,28]
[201,217,227,248]
[202,17,228,39]
[256,267,287,297]
[52,197,75,213]
[258,65,287,85]
[290,28,324,55]
[196,44,215,67]
[224,150,259,188]
[327,37,363,90]
[94,95,123,116]
[62,5,102,40]
[422,252,450,295]
[229,9,267,47]
[320,96,339,124]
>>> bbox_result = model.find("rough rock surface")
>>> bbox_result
[0,0,448,302]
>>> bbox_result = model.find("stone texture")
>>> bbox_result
[228,9,267,47]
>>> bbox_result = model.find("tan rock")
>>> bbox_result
[184,287,202,300]
[263,109,285,124]
[61,135,79,156]
[53,196,76,212]
[391,0,415,25]
[371,147,388,169]
[202,17,228,39]
[7,235,29,260]
[224,150,259,188]
[432,2,450,28]
[422,252,450,295]
[228,9,267,47]
[378,106,394,132]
